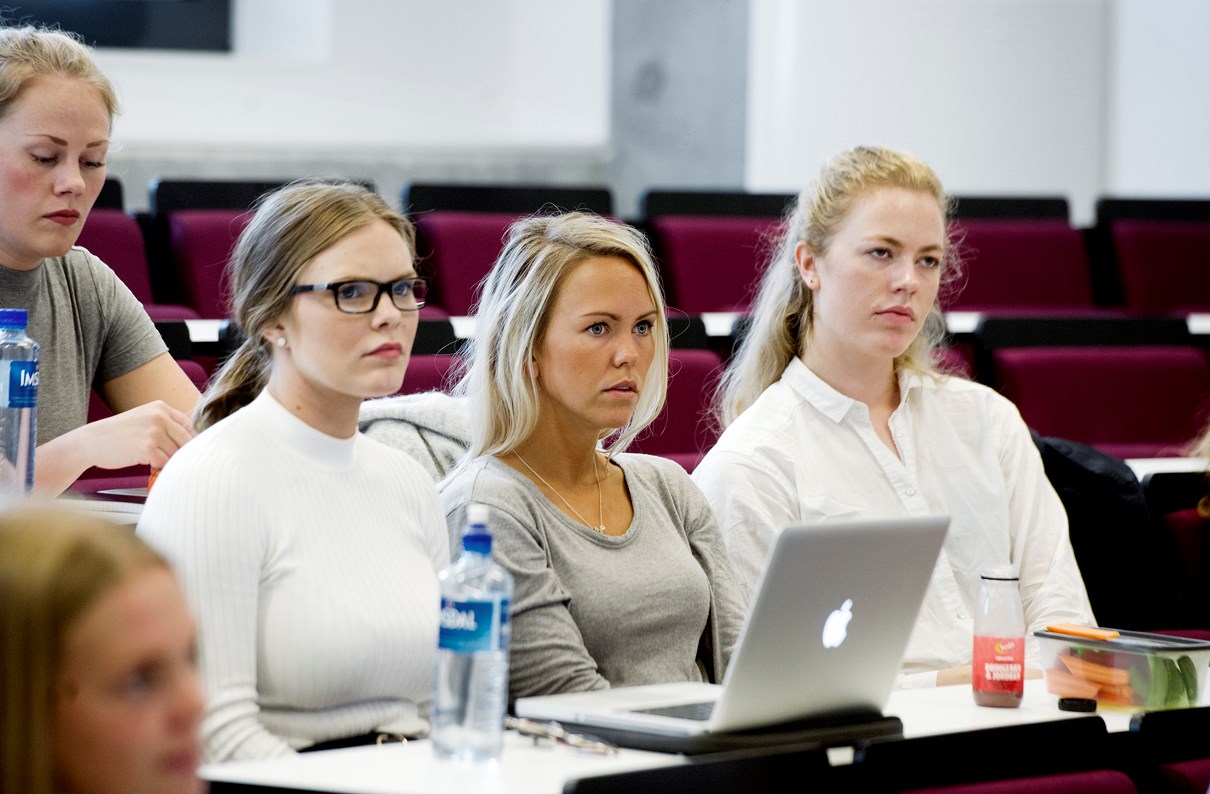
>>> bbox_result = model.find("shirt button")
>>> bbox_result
[905,488,916,496]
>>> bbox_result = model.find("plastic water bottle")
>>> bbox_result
[0,309,38,499]
[972,565,1025,708]
[431,503,513,760]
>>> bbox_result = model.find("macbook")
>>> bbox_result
[515,515,950,740]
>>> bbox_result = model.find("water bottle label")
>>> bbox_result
[0,360,37,409]
[438,598,510,653]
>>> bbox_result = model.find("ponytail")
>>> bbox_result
[192,338,271,432]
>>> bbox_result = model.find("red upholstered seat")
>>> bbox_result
[1110,220,1210,315]
[627,348,723,472]
[1156,758,1210,794]
[395,354,461,396]
[414,212,519,316]
[650,215,783,314]
[993,345,1210,458]
[75,209,199,320]
[167,209,253,319]
[899,769,1137,794]
[947,220,1096,313]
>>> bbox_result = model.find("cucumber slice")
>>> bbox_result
[1164,657,1187,708]
[1178,655,1199,705]
[1148,656,1169,708]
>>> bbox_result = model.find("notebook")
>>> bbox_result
[515,514,949,741]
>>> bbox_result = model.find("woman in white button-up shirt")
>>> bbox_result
[693,146,1094,687]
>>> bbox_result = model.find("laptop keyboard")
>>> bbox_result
[633,700,716,721]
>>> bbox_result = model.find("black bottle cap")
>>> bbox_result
[1058,697,1097,712]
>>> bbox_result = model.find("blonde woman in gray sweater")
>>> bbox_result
[438,213,744,703]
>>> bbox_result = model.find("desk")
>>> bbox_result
[202,731,686,794]
[202,680,1155,793]
[1127,457,1206,481]
[886,678,1133,739]
[55,496,143,526]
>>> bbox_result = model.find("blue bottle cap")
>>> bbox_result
[463,532,492,555]
[0,309,28,330]
[462,502,492,554]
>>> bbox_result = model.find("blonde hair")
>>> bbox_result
[454,212,669,460]
[194,180,415,431]
[0,25,118,124]
[0,505,168,794]
[1190,420,1210,519]
[714,145,959,427]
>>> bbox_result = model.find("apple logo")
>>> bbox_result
[821,598,854,649]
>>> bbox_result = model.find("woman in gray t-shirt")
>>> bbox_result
[439,212,745,703]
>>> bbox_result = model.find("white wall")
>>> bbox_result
[95,0,610,209]
[745,0,1108,223]
[1105,0,1210,198]
[81,0,1210,216]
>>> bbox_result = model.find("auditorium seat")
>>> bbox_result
[950,195,1070,221]
[946,220,1097,314]
[627,348,723,472]
[648,214,783,313]
[148,178,393,319]
[396,354,461,395]
[95,177,126,210]
[1129,707,1210,794]
[412,211,516,316]
[404,183,612,216]
[897,770,1137,794]
[405,183,614,317]
[1109,220,1210,314]
[75,209,199,321]
[641,189,794,219]
[166,209,252,319]
[993,345,1210,459]
[1091,198,1210,309]
[1140,470,1210,632]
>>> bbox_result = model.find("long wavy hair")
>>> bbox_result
[713,145,961,427]
[453,212,669,461]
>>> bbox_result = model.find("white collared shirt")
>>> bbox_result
[692,358,1095,687]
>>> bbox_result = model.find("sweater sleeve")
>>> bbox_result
[668,464,747,681]
[444,489,609,703]
[137,449,295,761]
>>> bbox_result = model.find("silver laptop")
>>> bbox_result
[515,515,949,737]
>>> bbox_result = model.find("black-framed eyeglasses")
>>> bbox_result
[289,277,428,314]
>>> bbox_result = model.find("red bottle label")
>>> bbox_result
[972,635,1024,693]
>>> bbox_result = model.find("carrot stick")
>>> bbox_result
[1046,667,1102,699]
[1058,653,1130,686]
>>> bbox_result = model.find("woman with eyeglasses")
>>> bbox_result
[138,180,448,761]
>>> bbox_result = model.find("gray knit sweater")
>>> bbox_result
[359,391,471,482]
[440,453,745,703]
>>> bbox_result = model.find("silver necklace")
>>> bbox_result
[512,451,606,533]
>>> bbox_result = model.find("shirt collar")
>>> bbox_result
[781,357,934,423]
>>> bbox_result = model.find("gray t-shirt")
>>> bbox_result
[0,247,167,443]
[440,453,745,703]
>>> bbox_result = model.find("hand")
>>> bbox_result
[77,400,195,470]
[936,666,974,686]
